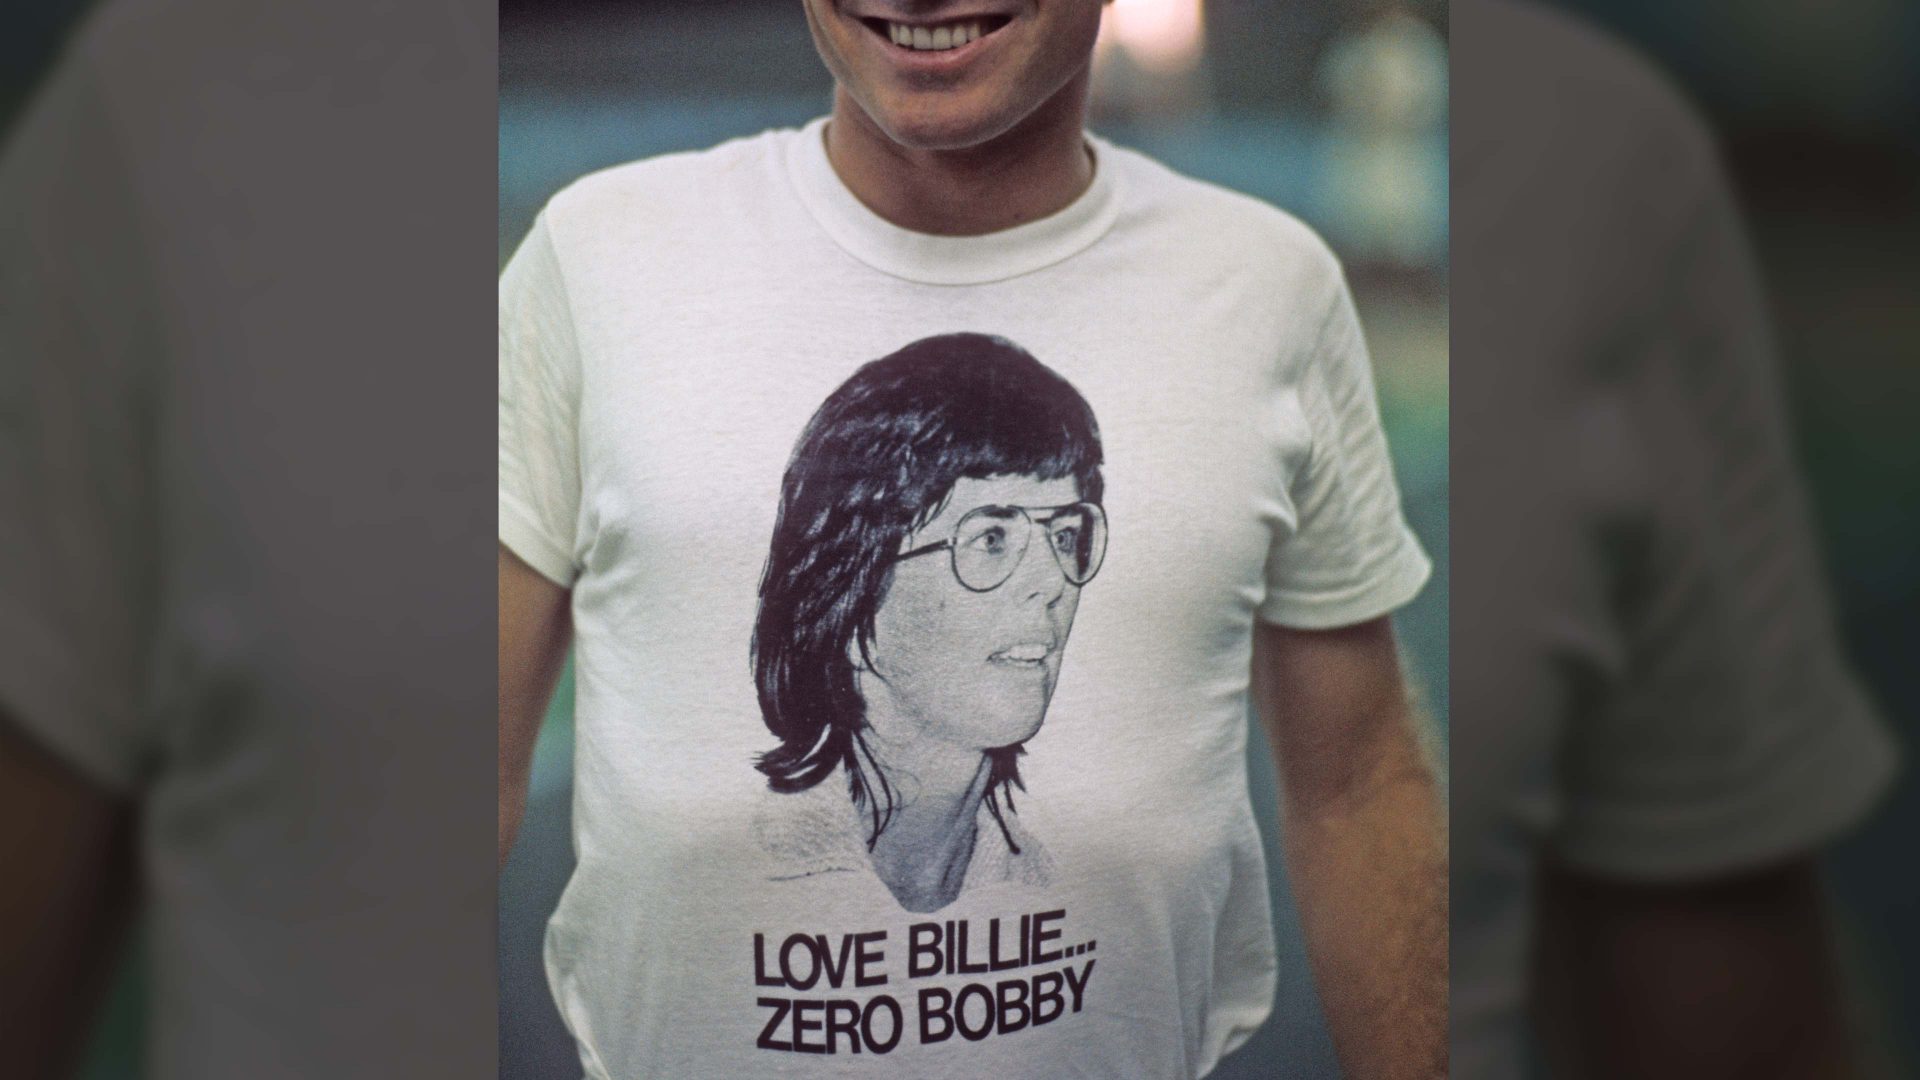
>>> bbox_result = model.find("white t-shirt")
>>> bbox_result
[1451,3,1900,1076]
[499,117,1431,1079]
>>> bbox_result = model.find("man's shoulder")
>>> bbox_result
[1103,140,1344,290]
[540,126,796,244]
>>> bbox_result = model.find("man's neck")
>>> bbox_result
[824,80,1096,237]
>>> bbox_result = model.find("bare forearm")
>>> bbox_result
[497,663,547,870]
[1282,714,1449,1079]
[499,749,532,870]
[1253,616,1449,1077]
[499,546,570,870]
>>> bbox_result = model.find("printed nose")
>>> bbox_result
[1015,527,1070,604]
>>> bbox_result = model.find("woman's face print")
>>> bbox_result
[861,473,1084,751]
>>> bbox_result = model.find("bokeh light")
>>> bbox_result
[1099,0,1205,74]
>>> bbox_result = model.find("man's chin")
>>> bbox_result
[868,94,1021,153]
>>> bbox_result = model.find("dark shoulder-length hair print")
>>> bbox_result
[752,332,1104,851]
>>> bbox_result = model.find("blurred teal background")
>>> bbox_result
[499,2,1447,1077]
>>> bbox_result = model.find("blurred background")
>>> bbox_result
[1540,1,1920,1071]
[497,2,1449,1077]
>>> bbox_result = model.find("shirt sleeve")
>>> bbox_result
[1257,270,1433,629]
[498,211,584,588]
[1550,175,1900,880]
[0,39,161,792]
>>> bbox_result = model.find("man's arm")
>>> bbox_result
[499,545,571,870]
[0,717,137,1079]
[1253,615,1448,1079]
[1532,857,1863,1080]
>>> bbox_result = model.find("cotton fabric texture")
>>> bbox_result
[498,117,1431,1079]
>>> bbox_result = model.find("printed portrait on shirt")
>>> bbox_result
[750,333,1107,913]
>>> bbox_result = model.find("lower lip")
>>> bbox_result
[864,22,1006,75]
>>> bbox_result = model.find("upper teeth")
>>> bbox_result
[889,20,985,50]
[997,644,1049,662]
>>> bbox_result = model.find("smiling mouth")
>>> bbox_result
[860,14,1014,52]
[989,642,1053,666]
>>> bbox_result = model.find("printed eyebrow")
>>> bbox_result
[1028,505,1082,524]
[978,502,1079,517]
